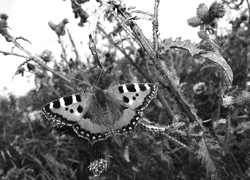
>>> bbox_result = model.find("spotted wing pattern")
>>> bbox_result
[42,83,158,144]
[105,83,158,110]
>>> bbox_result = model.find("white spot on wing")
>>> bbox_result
[49,102,53,109]
[134,83,140,92]
[123,85,128,93]
[128,99,133,105]
[145,84,150,90]
[74,112,80,116]
[72,95,77,103]
[74,109,81,116]
[59,98,65,107]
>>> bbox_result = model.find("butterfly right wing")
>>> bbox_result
[102,83,157,136]
[105,83,158,111]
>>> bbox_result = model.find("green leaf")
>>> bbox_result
[197,138,231,180]
[200,52,233,85]
[161,38,233,87]
[162,37,203,56]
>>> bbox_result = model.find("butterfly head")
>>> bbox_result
[94,87,106,107]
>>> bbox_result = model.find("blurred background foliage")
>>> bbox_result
[1,0,250,180]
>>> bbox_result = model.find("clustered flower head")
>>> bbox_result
[48,18,69,37]
[209,2,225,19]
[88,158,108,176]
[0,14,8,29]
[0,13,12,42]
[187,1,225,28]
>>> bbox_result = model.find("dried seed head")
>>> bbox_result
[187,16,202,27]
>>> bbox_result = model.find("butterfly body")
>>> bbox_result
[42,83,158,144]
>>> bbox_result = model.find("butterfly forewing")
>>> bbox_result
[43,93,92,123]
[105,83,158,110]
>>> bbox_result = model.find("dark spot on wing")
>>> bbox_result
[126,84,136,92]
[44,103,50,111]
[77,105,83,113]
[63,96,73,106]
[75,94,81,102]
[65,107,69,111]
[53,100,60,109]
[118,86,124,93]
[70,109,74,113]
[132,96,136,100]
[123,96,129,103]
[139,84,147,91]
[135,93,139,96]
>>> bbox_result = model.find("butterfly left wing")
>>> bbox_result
[42,93,94,138]
[42,91,139,144]
[42,93,93,123]
[105,83,158,111]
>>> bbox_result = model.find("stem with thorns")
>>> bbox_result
[115,4,203,130]
[9,36,71,85]
[97,23,151,82]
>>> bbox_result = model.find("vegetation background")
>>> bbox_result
[0,0,250,180]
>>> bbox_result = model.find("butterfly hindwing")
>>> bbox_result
[102,92,142,133]
[73,92,142,143]
[105,83,158,110]
[113,108,141,134]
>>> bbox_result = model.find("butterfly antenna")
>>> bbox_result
[94,68,104,90]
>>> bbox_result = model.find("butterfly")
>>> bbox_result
[42,83,158,144]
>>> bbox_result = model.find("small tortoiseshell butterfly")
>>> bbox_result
[42,83,158,144]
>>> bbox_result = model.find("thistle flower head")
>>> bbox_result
[197,3,211,23]
[188,2,225,28]
[209,2,225,19]
[88,158,108,176]
[0,14,8,20]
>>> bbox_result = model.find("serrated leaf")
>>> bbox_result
[200,52,233,85]
[197,138,231,180]
[161,38,233,87]
[162,37,203,56]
